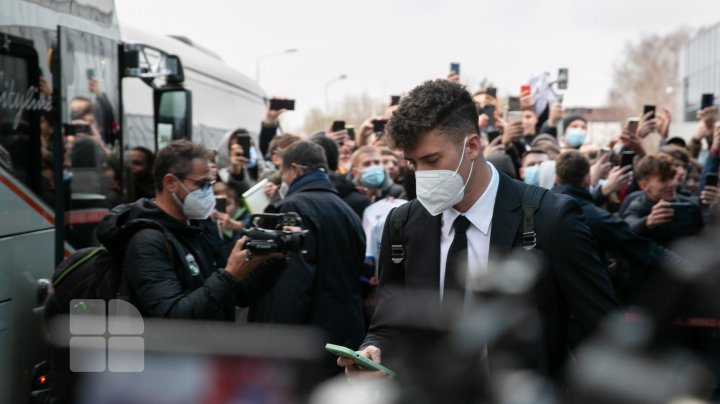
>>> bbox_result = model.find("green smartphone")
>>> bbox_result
[324,343,397,379]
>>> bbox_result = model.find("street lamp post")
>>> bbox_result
[255,48,297,83]
[324,74,348,116]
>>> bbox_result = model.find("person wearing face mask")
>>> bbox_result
[338,80,618,382]
[351,146,407,201]
[97,140,287,321]
[519,149,549,186]
[562,115,588,150]
[251,141,367,380]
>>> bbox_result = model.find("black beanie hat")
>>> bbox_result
[562,115,587,134]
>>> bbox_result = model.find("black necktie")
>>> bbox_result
[445,215,470,296]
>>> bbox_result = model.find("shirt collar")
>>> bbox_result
[442,162,500,237]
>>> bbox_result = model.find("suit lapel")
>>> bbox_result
[489,173,523,262]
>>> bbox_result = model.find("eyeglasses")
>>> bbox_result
[181,176,216,192]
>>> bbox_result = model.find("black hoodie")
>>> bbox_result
[328,172,371,219]
[97,199,284,321]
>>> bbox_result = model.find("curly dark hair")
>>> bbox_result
[635,152,678,183]
[385,79,479,151]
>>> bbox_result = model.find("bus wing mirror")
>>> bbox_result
[153,87,192,151]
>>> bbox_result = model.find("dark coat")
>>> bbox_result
[555,184,684,301]
[97,199,284,320]
[362,172,619,377]
[329,172,371,220]
[251,175,367,376]
[621,192,704,247]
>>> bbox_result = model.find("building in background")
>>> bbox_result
[680,21,720,123]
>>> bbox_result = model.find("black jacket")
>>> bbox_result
[363,172,619,377]
[621,192,704,247]
[555,184,684,301]
[97,199,283,320]
[252,175,367,377]
[329,172,371,220]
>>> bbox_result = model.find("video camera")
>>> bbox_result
[242,212,307,255]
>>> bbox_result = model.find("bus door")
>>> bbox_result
[56,26,120,255]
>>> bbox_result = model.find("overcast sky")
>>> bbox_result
[116,0,720,131]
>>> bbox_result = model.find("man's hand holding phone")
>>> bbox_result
[646,200,675,229]
[601,165,633,197]
[620,128,646,158]
[336,345,388,382]
[637,111,657,139]
[548,102,563,128]
[700,185,720,207]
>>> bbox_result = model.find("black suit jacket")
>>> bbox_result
[362,172,619,376]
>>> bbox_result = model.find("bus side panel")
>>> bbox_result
[0,301,11,404]
[2,229,54,404]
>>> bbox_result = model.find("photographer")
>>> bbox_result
[250,141,367,379]
[97,140,286,320]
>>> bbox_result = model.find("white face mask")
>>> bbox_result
[279,181,289,199]
[415,137,474,216]
[172,178,216,220]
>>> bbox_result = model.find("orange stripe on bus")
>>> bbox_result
[0,173,55,224]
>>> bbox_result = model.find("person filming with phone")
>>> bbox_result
[622,153,705,247]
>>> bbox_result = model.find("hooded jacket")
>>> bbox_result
[97,199,284,320]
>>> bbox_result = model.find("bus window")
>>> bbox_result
[0,33,44,197]
[59,26,120,248]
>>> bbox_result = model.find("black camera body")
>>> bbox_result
[243,212,307,255]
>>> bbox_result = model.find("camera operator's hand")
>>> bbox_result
[701,185,720,207]
[225,236,284,281]
[264,181,279,198]
[656,107,672,139]
[601,165,633,197]
[620,128,646,158]
[590,152,611,186]
[646,200,674,229]
[637,111,657,139]
[230,144,249,175]
[548,102,563,128]
[337,345,387,382]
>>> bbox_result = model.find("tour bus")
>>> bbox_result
[0,1,265,402]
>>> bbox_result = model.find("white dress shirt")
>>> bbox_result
[439,162,500,300]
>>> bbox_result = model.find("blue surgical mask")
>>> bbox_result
[360,165,386,188]
[565,128,586,148]
[523,165,540,186]
[245,146,258,169]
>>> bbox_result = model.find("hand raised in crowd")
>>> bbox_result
[698,106,717,133]
[520,94,533,109]
[264,181,279,199]
[483,134,505,158]
[357,116,385,146]
[212,211,244,232]
[700,185,720,207]
[478,113,489,130]
[264,100,288,126]
[637,111,657,138]
[337,345,387,382]
[326,128,350,145]
[447,71,460,83]
[589,152,611,186]
[230,144,249,175]
[712,122,720,151]
[500,120,523,146]
[656,107,672,139]
[620,127,646,158]
[601,165,633,197]
[225,236,284,281]
[548,102,563,128]
[645,200,674,229]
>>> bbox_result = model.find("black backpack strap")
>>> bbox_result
[521,185,547,251]
[390,200,415,264]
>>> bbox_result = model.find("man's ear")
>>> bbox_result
[164,173,178,193]
[638,180,647,191]
[467,134,483,160]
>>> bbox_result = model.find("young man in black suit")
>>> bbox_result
[338,79,619,380]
